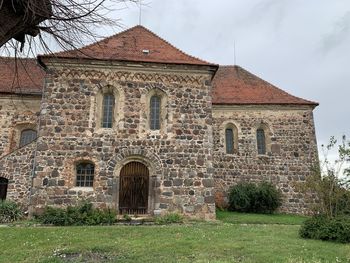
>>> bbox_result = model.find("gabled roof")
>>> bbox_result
[38,25,215,66]
[0,57,44,95]
[212,66,318,106]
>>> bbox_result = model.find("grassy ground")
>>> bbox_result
[0,212,349,263]
[216,210,308,225]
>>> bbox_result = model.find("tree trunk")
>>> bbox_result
[0,0,51,47]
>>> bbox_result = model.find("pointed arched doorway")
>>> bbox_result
[0,177,8,200]
[119,162,149,214]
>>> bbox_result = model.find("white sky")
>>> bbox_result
[106,0,350,150]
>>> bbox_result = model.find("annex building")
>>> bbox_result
[0,26,318,219]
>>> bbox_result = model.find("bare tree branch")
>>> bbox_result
[0,0,139,56]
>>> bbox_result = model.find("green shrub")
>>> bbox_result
[228,182,257,212]
[228,181,282,214]
[0,200,23,223]
[253,181,283,213]
[37,202,116,226]
[299,215,350,243]
[337,191,350,215]
[155,213,184,225]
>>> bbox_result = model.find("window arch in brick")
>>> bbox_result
[76,162,95,187]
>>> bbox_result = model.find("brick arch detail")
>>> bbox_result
[108,147,162,176]
[0,174,11,180]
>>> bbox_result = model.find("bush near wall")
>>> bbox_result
[228,181,282,214]
[297,136,350,243]
[299,215,350,243]
[37,202,116,226]
[0,200,23,223]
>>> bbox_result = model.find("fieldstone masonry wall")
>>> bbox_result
[212,105,318,214]
[0,142,36,208]
[0,96,40,157]
[30,62,216,219]
[0,61,319,218]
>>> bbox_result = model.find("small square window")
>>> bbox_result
[76,163,95,187]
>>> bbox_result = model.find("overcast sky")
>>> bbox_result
[105,0,349,151]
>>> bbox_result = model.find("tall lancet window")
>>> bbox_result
[257,128,266,155]
[102,94,114,128]
[0,177,8,201]
[225,128,234,154]
[150,95,161,130]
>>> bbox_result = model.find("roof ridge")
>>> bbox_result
[48,25,142,57]
[39,25,216,66]
[136,25,214,65]
[219,65,236,67]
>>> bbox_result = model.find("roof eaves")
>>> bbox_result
[212,101,319,107]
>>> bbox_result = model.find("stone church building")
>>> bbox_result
[0,26,318,219]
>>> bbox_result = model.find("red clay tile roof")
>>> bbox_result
[39,25,215,66]
[0,59,317,107]
[212,66,318,106]
[0,57,44,95]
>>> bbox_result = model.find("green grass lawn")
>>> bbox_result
[216,210,308,225]
[0,213,349,263]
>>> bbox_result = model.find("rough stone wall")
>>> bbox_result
[212,105,318,214]
[0,95,41,157]
[31,62,216,219]
[0,64,319,217]
[0,142,36,208]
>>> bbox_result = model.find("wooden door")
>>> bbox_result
[0,177,8,201]
[119,162,149,214]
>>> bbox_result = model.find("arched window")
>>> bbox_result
[76,163,95,187]
[150,95,161,130]
[224,123,238,154]
[102,93,115,128]
[257,128,266,155]
[225,128,234,154]
[20,129,37,147]
[0,177,8,200]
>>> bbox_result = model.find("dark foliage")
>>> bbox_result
[228,181,282,214]
[0,200,23,223]
[337,191,350,216]
[37,202,116,226]
[300,215,350,243]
